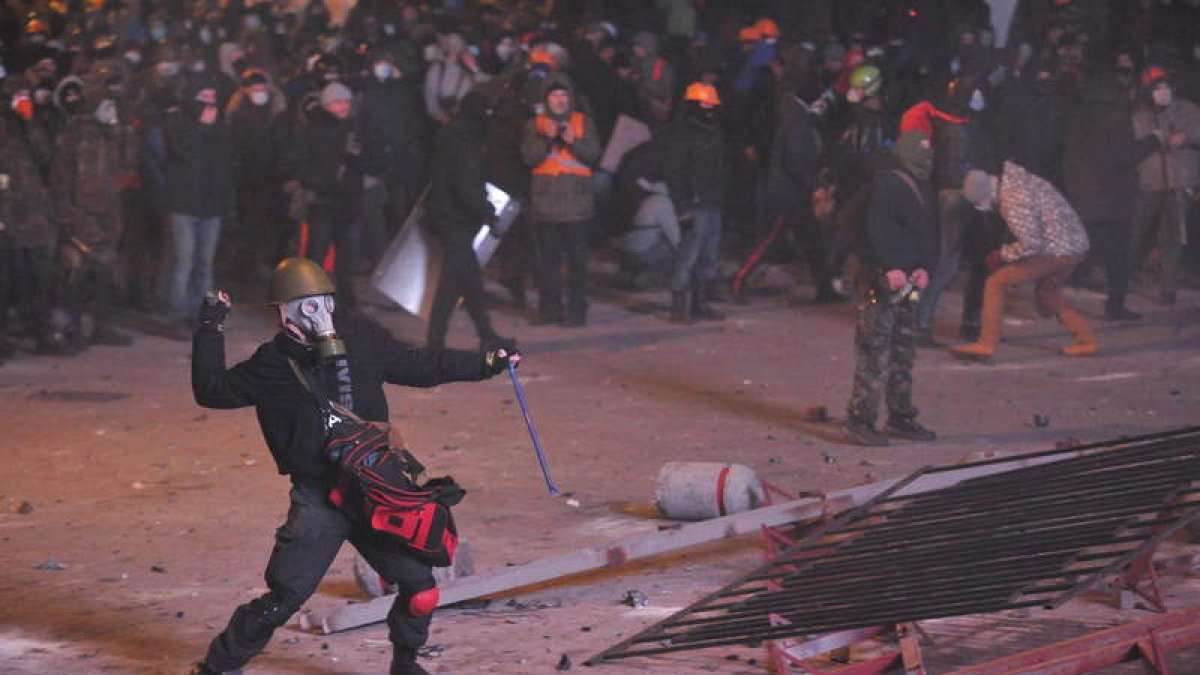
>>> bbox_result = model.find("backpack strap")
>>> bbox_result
[287,358,363,427]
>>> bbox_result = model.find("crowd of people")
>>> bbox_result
[0,0,1198,367]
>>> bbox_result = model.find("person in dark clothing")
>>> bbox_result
[0,112,61,356]
[731,78,839,304]
[47,75,138,348]
[844,130,938,447]
[188,257,519,675]
[660,82,726,324]
[902,72,996,346]
[286,81,364,307]
[163,81,235,326]
[1061,71,1146,321]
[357,49,422,264]
[425,91,515,352]
[225,69,289,282]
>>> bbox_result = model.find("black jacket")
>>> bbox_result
[288,108,362,206]
[660,112,725,212]
[357,79,422,179]
[766,100,823,202]
[861,155,938,274]
[191,311,490,483]
[428,111,494,244]
[164,106,235,218]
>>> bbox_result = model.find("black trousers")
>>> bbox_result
[204,482,435,672]
[532,219,590,318]
[426,234,497,348]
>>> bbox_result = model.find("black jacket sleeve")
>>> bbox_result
[380,343,490,387]
[191,328,268,409]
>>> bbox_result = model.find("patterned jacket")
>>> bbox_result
[998,161,1089,263]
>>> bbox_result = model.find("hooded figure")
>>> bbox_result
[519,78,602,326]
[47,71,139,347]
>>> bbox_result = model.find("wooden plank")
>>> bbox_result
[313,448,1095,633]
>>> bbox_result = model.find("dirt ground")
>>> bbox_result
[2,261,1199,675]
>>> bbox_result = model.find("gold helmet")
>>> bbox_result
[268,257,335,305]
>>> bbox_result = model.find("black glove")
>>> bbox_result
[198,291,232,332]
[483,340,520,375]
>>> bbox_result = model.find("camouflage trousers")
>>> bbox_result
[846,292,919,427]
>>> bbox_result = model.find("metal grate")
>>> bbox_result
[589,428,1200,664]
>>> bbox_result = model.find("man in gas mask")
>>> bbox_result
[1120,66,1200,306]
[189,257,519,675]
[47,74,138,347]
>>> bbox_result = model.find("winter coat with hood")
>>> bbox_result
[997,161,1089,263]
[1131,92,1200,191]
[519,79,602,223]
[48,75,136,225]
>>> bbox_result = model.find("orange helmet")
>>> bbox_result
[684,82,721,107]
[529,46,557,68]
[754,18,780,39]
[738,26,761,43]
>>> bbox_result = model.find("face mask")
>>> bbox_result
[150,25,167,41]
[95,98,118,125]
[969,88,985,111]
[62,96,84,115]
[35,88,52,106]
[1153,86,1173,107]
[249,90,269,106]
[28,34,47,45]
[124,50,142,65]
[423,43,440,63]
[280,294,345,358]
[244,15,263,31]
[157,61,180,77]
[190,60,207,74]
[383,23,396,36]
[199,27,213,44]
[373,63,391,80]
[949,57,961,74]
[496,41,515,61]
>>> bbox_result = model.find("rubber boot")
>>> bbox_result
[669,290,694,324]
[1058,308,1098,356]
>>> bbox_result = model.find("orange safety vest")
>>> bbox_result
[533,112,593,177]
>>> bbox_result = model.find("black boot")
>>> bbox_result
[669,290,694,324]
[391,649,431,675]
[692,285,725,321]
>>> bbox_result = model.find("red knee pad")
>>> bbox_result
[408,587,439,617]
